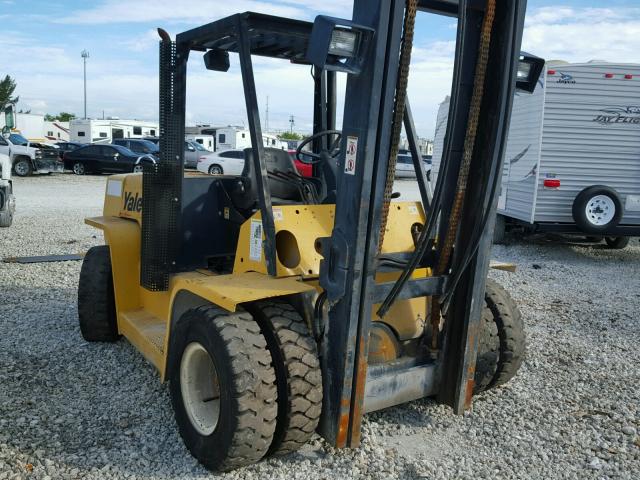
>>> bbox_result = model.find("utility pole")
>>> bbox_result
[81,50,89,119]
[289,114,295,134]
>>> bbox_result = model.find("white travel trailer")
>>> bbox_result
[214,126,287,151]
[432,61,640,248]
[185,134,215,151]
[69,119,159,143]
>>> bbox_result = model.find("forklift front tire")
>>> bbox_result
[245,300,323,455]
[78,245,119,342]
[474,279,525,393]
[168,306,278,471]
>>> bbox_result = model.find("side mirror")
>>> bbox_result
[114,152,120,159]
[188,145,195,152]
[4,104,15,130]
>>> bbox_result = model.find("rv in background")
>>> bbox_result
[432,61,640,249]
[185,125,287,152]
[69,119,159,143]
[185,134,215,151]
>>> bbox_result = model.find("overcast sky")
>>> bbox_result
[2,0,640,138]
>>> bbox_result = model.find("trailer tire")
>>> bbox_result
[13,157,33,177]
[245,300,322,455]
[605,236,629,249]
[474,279,525,393]
[168,307,277,471]
[572,185,623,234]
[493,214,506,244]
[78,245,119,342]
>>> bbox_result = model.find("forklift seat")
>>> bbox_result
[230,147,302,212]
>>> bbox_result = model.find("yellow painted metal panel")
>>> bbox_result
[233,202,425,277]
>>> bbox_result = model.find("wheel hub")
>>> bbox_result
[180,342,221,436]
[585,195,615,226]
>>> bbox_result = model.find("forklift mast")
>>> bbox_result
[140,0,535,450]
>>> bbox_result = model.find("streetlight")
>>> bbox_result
[81,50,89,119]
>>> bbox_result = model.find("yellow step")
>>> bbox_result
[119,309,167,373]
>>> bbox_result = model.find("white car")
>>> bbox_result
[196,149,245,176]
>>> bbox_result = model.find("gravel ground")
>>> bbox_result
[1,174,639,480]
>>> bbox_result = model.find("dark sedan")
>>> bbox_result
[63,144,156,175]
[56,141,85,160]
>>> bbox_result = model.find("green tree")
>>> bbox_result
[278,131,303,141]
[0,75,19,111]
[45,112,76,122]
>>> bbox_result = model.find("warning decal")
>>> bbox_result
[344,136,358,175]
[249,219,263,261]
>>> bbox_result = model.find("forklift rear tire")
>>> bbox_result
[605,236,629,249]
[168,306,278,471]
[78,245,119,342]
[474,279,525,393]
[245,300,322,455]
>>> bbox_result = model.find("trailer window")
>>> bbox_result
[150,129,156,136]
[78,131,86,137]
[99,132,107,138]
[219,134,226,143]
[133,126,142,135]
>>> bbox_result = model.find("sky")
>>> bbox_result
[2,0,640,138]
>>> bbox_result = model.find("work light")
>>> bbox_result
[306,16,373,74]
[515,52,544,93]
[328,29,358,57]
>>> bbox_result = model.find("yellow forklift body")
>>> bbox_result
[87,173,431,379]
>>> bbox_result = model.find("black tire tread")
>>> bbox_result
[173,306,277,471]
[77,245,119,342]
[605,236,629,249]
[483,278,525,389]
[247,300,322,455]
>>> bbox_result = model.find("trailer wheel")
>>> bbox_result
[13,158,33,177]
[605,236,629,249]
[245,300,322,455]
[474,279,525,393]
[78,245,119,342]
[168,306,277,471]
[572,185,623,234]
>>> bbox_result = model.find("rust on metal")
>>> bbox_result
[347,335,370,447]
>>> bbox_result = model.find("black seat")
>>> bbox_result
[230,147,302,212]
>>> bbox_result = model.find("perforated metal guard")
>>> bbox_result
[141,40,182,291]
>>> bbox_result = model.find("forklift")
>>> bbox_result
[78,0,543,471]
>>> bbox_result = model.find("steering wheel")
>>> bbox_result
[296,130,342,164]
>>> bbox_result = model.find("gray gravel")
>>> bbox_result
[1,175,639,479]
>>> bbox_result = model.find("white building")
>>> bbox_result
[69,119,159,143]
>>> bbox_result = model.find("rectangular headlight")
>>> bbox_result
[329,29,358,57]
[517,59,532,81]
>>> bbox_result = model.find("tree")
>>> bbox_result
[278,131,303,141]
[45,112,76,122]
[0,75,18,111]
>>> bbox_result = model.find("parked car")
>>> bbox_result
[196,149,245,175]
[395,153,432,180]
[185,140,216,169]
[63,144,156,175]
[55,141,85,159]
[0,133,63,177]
[287,150,313,177]
[112,138,160,156]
